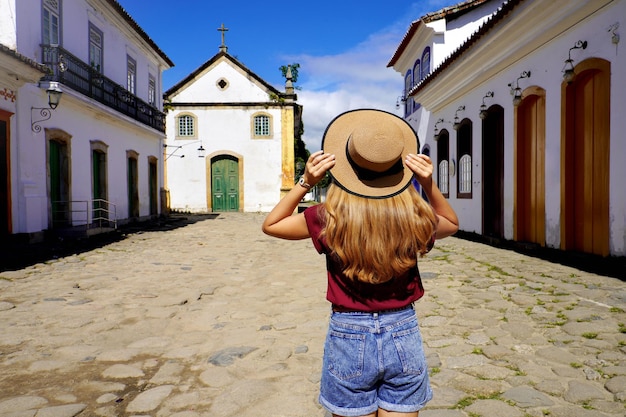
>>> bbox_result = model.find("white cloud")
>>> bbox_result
[286,30,405,152]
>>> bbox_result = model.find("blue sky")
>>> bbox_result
[117,0,451,150]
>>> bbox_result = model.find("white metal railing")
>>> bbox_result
[92,198,117,229]
[52,199,117,230]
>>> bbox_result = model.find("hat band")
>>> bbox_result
[345,142,404,181]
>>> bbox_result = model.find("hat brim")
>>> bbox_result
[321,109,419,199]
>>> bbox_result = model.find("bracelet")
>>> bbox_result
[298,176,312,190]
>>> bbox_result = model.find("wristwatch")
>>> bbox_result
[298,176,312,190]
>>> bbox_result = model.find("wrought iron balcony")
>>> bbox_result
[41,45,165,132]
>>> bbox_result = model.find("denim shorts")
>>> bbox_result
[319,306,432,416]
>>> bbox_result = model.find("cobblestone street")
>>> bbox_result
[0,213,625,417]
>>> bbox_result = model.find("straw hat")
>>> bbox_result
[321,109,419,199]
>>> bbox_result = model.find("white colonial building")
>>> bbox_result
[0,0,172,241]
[163,40,301,213]
[389,0,626,257]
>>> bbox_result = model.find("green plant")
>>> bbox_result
[454,397,475,409]
[582,332,598,339]
[279,63,301,90]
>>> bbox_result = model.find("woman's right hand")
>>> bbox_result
[405,153,433,188]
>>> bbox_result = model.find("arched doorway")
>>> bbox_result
[515,86,546,246]
[561,58,610,256]
[211,155,240,212]
[482,105,504,238]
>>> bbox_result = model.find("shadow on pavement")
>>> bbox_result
[2,216,623,281]
[0,213,219,273]
[456,231,626,281]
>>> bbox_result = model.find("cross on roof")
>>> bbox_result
[218,23,229,52]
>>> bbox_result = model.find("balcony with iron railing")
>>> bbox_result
[41,45,165,132]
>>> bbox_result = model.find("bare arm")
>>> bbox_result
[262,151,336,240]
[405,153,459,239]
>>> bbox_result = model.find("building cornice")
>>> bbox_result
[169,102,301,109]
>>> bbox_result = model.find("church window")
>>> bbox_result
[176,114,196,138]
[216,78,229,90]
[252,113,273,139]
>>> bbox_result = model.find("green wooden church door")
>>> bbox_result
[211,156,239,212]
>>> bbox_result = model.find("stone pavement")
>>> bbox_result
[0,213,625,417]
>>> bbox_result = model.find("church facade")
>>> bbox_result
[389,0,626,257]
[163,38,301,213]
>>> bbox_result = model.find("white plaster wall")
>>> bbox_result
[166,106,283,213]
[0,0,17,48]
[173,61,271,103]
[13,83,164,233]
[426,2,497,71]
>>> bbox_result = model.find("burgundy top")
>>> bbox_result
[303,204,431,312]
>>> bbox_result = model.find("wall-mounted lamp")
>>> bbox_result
[479,91,494,120]
[608,23,620,46]
[452,105,465,130]
[562,40,588,84]
[433,118,450,141]
[31,82,63,133]
[197,143,206,158]
[164,141,206,160]
[395,92,407,109]
[508,71,531,106]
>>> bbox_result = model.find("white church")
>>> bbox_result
[163,29,302,214]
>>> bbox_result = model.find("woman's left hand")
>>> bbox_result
[303,150,336,186]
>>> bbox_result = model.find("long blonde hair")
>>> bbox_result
[321,184,437,284]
